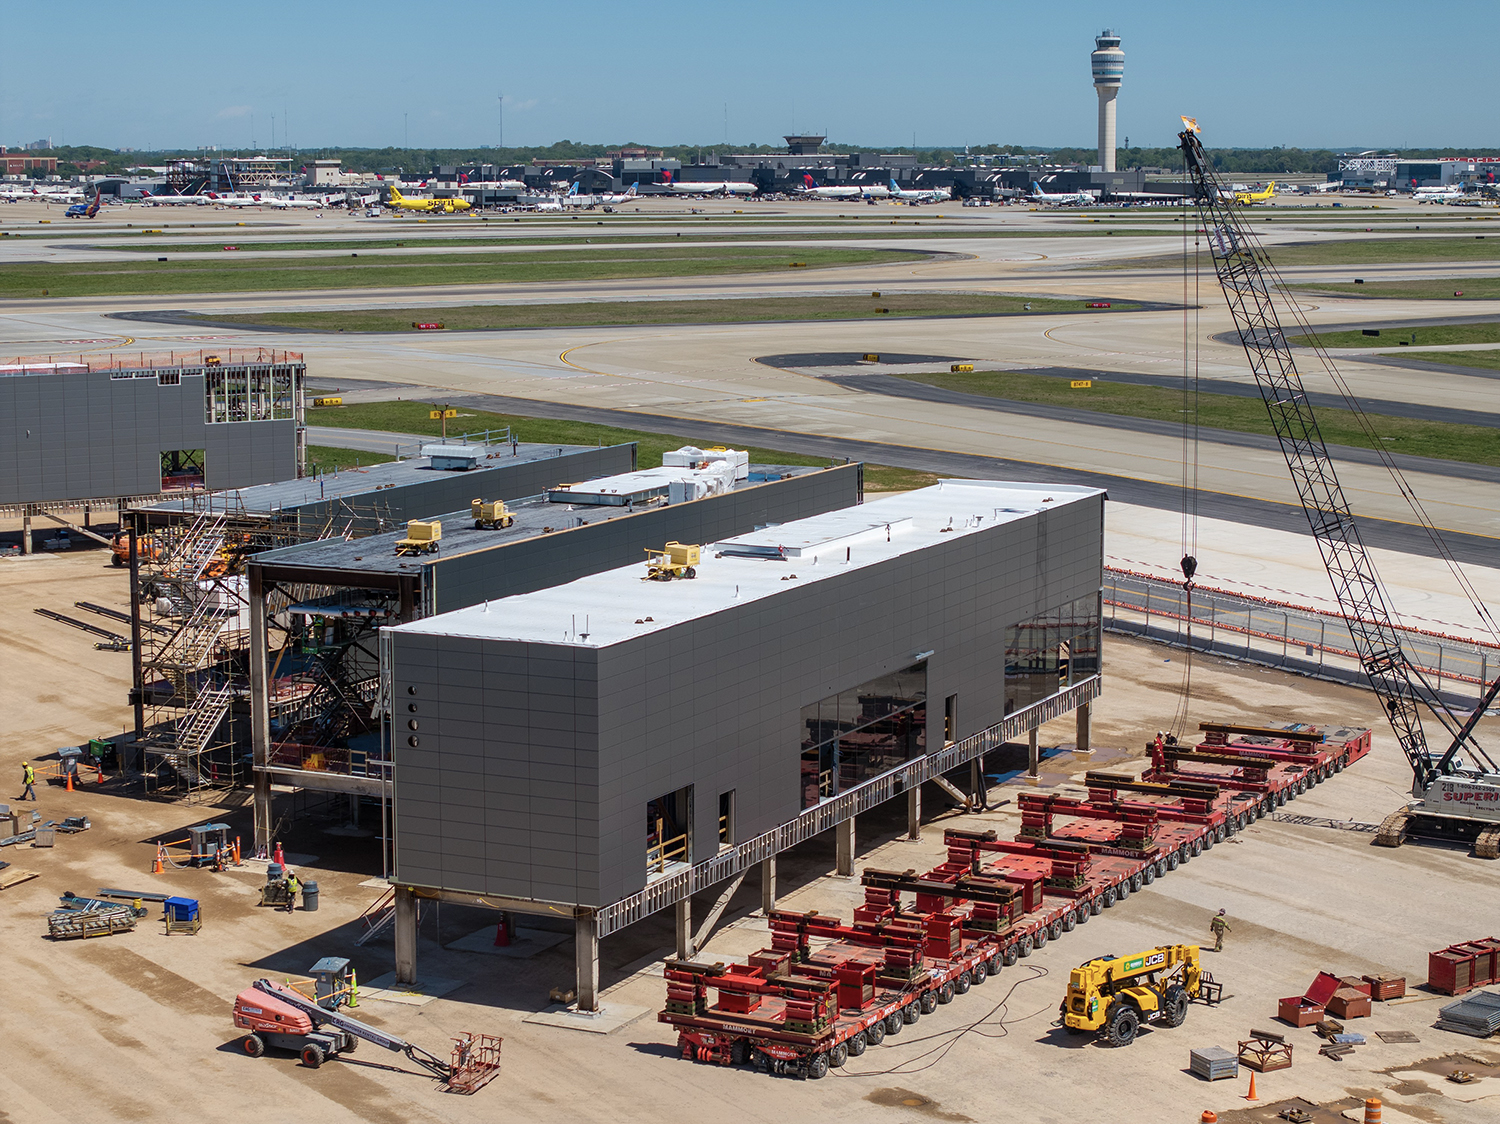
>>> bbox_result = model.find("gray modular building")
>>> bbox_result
[245,461,862,854]
[382,480,1105,1007]
[0,351,304,509]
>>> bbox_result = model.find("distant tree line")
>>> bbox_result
[29,141,1500,179]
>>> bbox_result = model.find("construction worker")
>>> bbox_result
[18,761,36,801]
[283,869,300,913]
[1210,908,1231,953]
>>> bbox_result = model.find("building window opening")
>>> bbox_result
[647,785,692,879]
[1005,593,1100,715]
[160,449,205,492]
[157,370,181,387]
[944,694,958,745]
[800,660,927,809]
[718,790,735,848]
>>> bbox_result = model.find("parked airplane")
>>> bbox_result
[262,194,335,210]
[207,192,263,208]
[887,178,950,203]
[798,173,860,199]
[1413,184,1464,204]
[660,170,756,196]
[1027,181,1095,206]
[387,186,471,213]
[141,190,212,206]
[65,191,104,219]
[1233,181,1277,205]
[32,186,85,204]
[558,181,642,207]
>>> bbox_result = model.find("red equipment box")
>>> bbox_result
[1327,988,1371,1019]
[1362,974,1406,1001]
[1427,938,1500,996]
[1277,996,1325,1027]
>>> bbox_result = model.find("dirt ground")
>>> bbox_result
[2,552,1497,1124]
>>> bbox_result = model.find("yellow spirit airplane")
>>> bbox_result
[1233,181,1276,205]
[387,186,472,213]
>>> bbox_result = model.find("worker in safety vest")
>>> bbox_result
[283,870,300,913]
[18,761,36,801]
[1210,908,1231,952]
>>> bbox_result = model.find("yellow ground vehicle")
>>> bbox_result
[644,542,699,581]
[1061,944,1218,1046]
[471,499,515,529]
[395,520,442,556]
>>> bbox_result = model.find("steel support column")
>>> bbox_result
[906,784,922,840]
[1028,727,1040,777]
[1076,701,1093,755]
[836,816,855,876]
[675,897,693,960]
[394,886,418,985]
[575,909,600,1012]
[249,566,273,854]
[760,856,777,914]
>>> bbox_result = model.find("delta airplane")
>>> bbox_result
[660,170,756,196]
[262,194,338,210]
[207,192,263,208]
[798,173,860,199]
[141,190,212,206]
[1027,181,1095,206]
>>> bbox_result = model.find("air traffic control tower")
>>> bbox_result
[1091,29,1124,172]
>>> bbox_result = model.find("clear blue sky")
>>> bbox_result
[2,1,1492,152]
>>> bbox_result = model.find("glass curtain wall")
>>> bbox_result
[800,661,927,808]
[1005,593,1101,714]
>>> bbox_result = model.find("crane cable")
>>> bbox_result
[1170,160,1201,742]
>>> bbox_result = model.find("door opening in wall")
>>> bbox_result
[647,785,693,880]
[718,790,735,849]
[160,449,205,492]
[944,694,958,745]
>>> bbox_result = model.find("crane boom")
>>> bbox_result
[1175,121,1441,790]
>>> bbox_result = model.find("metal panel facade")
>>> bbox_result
[0,367,298,505]
[391,493,1103,909]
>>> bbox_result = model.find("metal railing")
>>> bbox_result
[391,426,514,462]
[1104,568,1498,705]
[596,676,1100,937]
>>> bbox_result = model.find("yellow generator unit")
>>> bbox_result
[395,519,442,556]
[471,499,515,529]
[644,541,700,581]
[1060,944,1219,1046]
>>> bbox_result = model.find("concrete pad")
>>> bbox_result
[522,1002,651,1035]
[240,852,318,870]
[445,924,569,959]
[358,971,463,1006]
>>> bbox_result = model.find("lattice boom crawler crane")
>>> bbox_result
[1177,117,1500,859]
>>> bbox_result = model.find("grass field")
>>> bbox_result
[193,292,1138,333]
[1289,277,1500,300]
[1100,236,1500,271]
[304,444,395,473]
[0,245,918,299]
[1289,322,1500,348]
[307,401,943,492]
[891,370,1500,467]
[1383,350,1500,371]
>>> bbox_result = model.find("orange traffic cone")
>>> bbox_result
[151,845,164,874]
[96,764,104,784]
[1244,1071,1259,1101]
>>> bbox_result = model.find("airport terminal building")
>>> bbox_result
[382,480,1105,1006]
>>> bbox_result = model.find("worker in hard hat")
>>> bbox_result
[17,761,36,801]
[283,869,301,913]
[1210,908,1231,952]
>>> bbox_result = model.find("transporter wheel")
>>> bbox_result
[1277,789,1287,807]
[987,953,1002,975]
[1190,838,1203,857]
[1091,895,1106,915]
[806,1052,829,1080]
[867,1020,886,1046]
[937,982,956,1005]
[242,1034,265,1058]
[974,960,989,984]
[1215,823,1227,843]
[731,1040,749,1066]
[1142,865,1156,886]
[1002,945,1020,966]
[884,1013,903,1036]
[847,1030,868,1057]
[956,971,972,994]
[1336,755,1347,772]
[1017,935,1033,958]
[1032,927,1047,950]
[1166,852,1180,872]
[1115,880,1130,901]
[903,1004,921,1025]
[1131,873,1144,892]
[1048,920,1064,942]
[300,1043,325,1069]
[1062,910,1077,932]
[919,991,938,1015]
[829,1042,849,1068]
[1105,1004,1140,1048]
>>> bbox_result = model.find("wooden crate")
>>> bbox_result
[1363,974,1406,1001]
